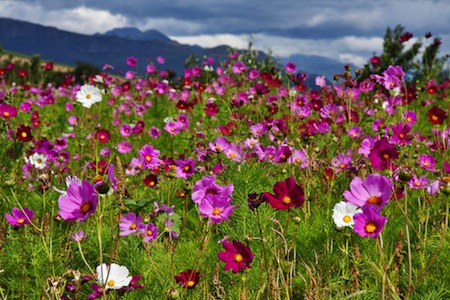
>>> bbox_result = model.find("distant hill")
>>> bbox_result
[96,27,172,43]
[0,17,350,82]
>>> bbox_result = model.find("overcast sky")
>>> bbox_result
[2,0,450,67]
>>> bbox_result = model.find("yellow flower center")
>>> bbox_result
[295,158,301,163]
[432,115,438,121]
[215,145,221,151]
[399,133,404,139]
[147,230,153,236]
[4,112,10,117]
[130,223,137,230]
[406,117,411,122]
[86,93,91,99]
[368,196,380,205]
[187,280,195,287]
[382,153,389,160]
[343,215,352,223]
[234,253,243,262]
[212,208,221,216]
[18,218,25,224]
[145,155,151,162]
[21,132,28,138]
[149,181,155,186]
[365,222,377,233]
[107,279,115,287]
[339,163,346,169]
[184,166,190,172]
[282,196,291,205]
[229,153,236,158]
[415,181,421,187]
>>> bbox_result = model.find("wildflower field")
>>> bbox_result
[1,28,450,299]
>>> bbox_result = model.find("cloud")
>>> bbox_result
[170,33,384,67]
[1,2,128,34]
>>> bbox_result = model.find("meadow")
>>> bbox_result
[0,30,449,299]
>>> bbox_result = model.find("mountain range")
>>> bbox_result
[0,17,354,82]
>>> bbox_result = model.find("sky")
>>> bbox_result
[1,0,450,68]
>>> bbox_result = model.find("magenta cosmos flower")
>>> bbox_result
[369,137,399,171]
[353,206,388,239]
[343,174,393,211]
[263,177,305,210]
[218,240,254,273]
[5,207,34,227]
[198,195,236,224]
[191,176,234,204]
[58,180,98,222]
[119,212,145,236]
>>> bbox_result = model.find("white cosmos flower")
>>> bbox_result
[76,84,102,109]
[28,152,48,170]
[96,263,132,290]
[332,201,361,228]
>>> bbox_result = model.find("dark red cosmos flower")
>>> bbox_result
[16,125,33,142]
[143,173,158,187]
[174,270,201,289]
[204,102,219,116]
[18,69,28,77]
[427,106,447,125]
[218,240,254,273]
[369,137,399,171]
[263,177,305,210]
[95,129,110,143]
[399,32,413,43]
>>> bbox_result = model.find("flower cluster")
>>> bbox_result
[192,176,236,224]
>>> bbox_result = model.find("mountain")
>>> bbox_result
[0,17,349,82]
[97,27,172,43]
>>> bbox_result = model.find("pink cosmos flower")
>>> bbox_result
[175,158,196,179]
[5,207,34,227]
[285,62,296,73]
[353,206,387,239]
[164,121,181,135]
[126,56,137,67]
[198,194,236,224]
[191,176,234,204]
[0,103,18,119]
[140,223,158,243]
[209,136,230,153]
[58,180,98,222]
[419,154,436,172]
[218,240,254,273]
[343,174,393,211]
[117,141,132,154]
[119,212,145,236]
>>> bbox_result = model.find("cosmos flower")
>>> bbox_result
[427,106,447,125]
[58,180,98,222]
[263,177,305,210]
[16,125,33,142]
[28,152,48,170]
[0,103,18,119]
[175,270,201,289]
[198,195,236,224]
[191,176,234,204]
[71,229,87,243]
[96,263,132,290]
[332,201,361,228]
[218,240,254,273]
[343,174,393,211]
[140,223,158,243]
[174,158,196,179]
[119,212,145,236]
[369,137,399,171]
[76,84,102,109]
[353,206,388,239]
[5,207,34,227]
